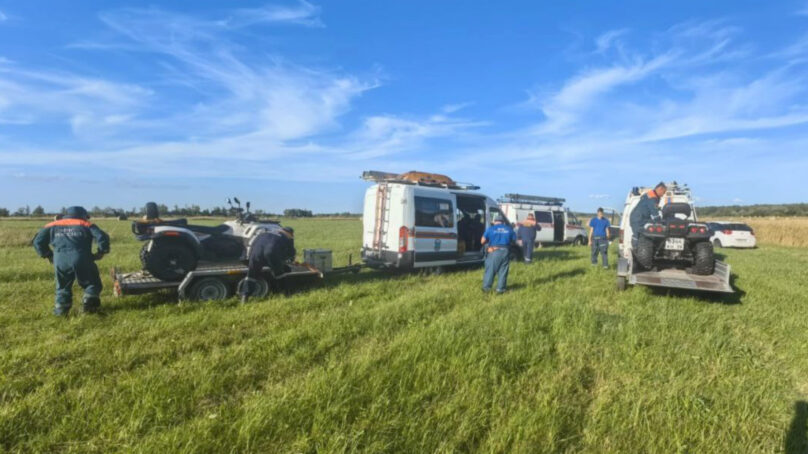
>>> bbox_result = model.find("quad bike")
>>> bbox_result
[132,198,285,281]
[633,202,715,275]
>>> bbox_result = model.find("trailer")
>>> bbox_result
[112,250,361,301]
[615,256,733,293]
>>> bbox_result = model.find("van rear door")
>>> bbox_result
[413,192,458,265]
[534,210,554,243]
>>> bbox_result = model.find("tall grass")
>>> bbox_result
[1,218,807,453]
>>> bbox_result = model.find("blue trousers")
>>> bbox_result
[483,248,510,292]
[54,253,102,314]
[591,237,609,266]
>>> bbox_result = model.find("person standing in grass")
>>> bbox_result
[481,215,516,294]
[589,208,611,269]
[517,213,539,263]
[32,206,110,316]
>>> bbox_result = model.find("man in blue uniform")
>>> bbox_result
[629,182,667,249]
[240,227,296,303]
[588,208,611,268]
[481,215,516,294]
[32,206,110,316]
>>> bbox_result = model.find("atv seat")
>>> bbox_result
[186,224,230,235]
[662,203,692,220]
[131,218,188,235]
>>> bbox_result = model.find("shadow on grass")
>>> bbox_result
[535,249,579,262]
[528,268,587,286]
[786,401,807,454]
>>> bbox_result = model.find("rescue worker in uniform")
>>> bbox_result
[629,182,667,249]
[240,227,296,303]
[481,215,516,294]
[32,206,110,316]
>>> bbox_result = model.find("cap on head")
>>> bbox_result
[494,214,505,223]
[65,206,89,220]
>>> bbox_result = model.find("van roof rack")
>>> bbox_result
[499,193,565,206]
[361,170,480,191]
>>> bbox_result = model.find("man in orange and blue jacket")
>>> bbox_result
[32,206,110,316]
[629,182,667,248]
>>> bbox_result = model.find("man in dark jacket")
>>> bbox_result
[629,182,667,248]
[240,227,296,303]
[517,213,539,263]
[32,206,110,315]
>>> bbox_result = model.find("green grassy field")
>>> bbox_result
[1,217,807,453]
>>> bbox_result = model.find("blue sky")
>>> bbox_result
[1,1,807,213]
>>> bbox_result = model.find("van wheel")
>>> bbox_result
[616,276,627,291]
[188,277,230,301]
[573,236,585,246]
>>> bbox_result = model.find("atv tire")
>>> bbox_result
[141,239,197,281]
[634,235,655,271]
[692,241,715,275]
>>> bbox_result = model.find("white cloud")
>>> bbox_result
[589,194,610,199]
[224,1,323,28]
[0,10,7,22]
[595,28,628,53]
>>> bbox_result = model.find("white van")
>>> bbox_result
[498,194,588,246]
[618,182,697,258]
[361,171,515,270]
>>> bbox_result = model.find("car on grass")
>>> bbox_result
[707,222,757,248]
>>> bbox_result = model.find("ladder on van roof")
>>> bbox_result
[372,183,391,252]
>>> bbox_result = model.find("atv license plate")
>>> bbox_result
[665,238,685,251]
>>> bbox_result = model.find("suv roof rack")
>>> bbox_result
[360,170,480,191]
[499,193,565,206]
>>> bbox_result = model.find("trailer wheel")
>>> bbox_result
[616,276,627,291]
[692,242,715,276]
[188,277,230,301]
[634,236,655,271]
[236,277,270,299]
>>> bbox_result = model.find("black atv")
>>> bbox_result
[132,200,282,281]
[633,203,715,275]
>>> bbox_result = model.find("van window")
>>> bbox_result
[415,197,454,228]
[534,211,553,223]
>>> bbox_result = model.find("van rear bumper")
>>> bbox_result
[361,248,414,269]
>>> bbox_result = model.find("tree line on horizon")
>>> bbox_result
[0,204,361,219]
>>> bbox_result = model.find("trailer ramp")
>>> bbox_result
[617,258,733,294]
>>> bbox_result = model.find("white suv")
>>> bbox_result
[707,222,757,248]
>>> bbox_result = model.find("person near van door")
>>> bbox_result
[32,206,110,316]
[240,227,296,303]
[589,208,611,268]
[471,213,485,250]
[517,213,539,263]
[481,215,516,294]
[629,182,667,248]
